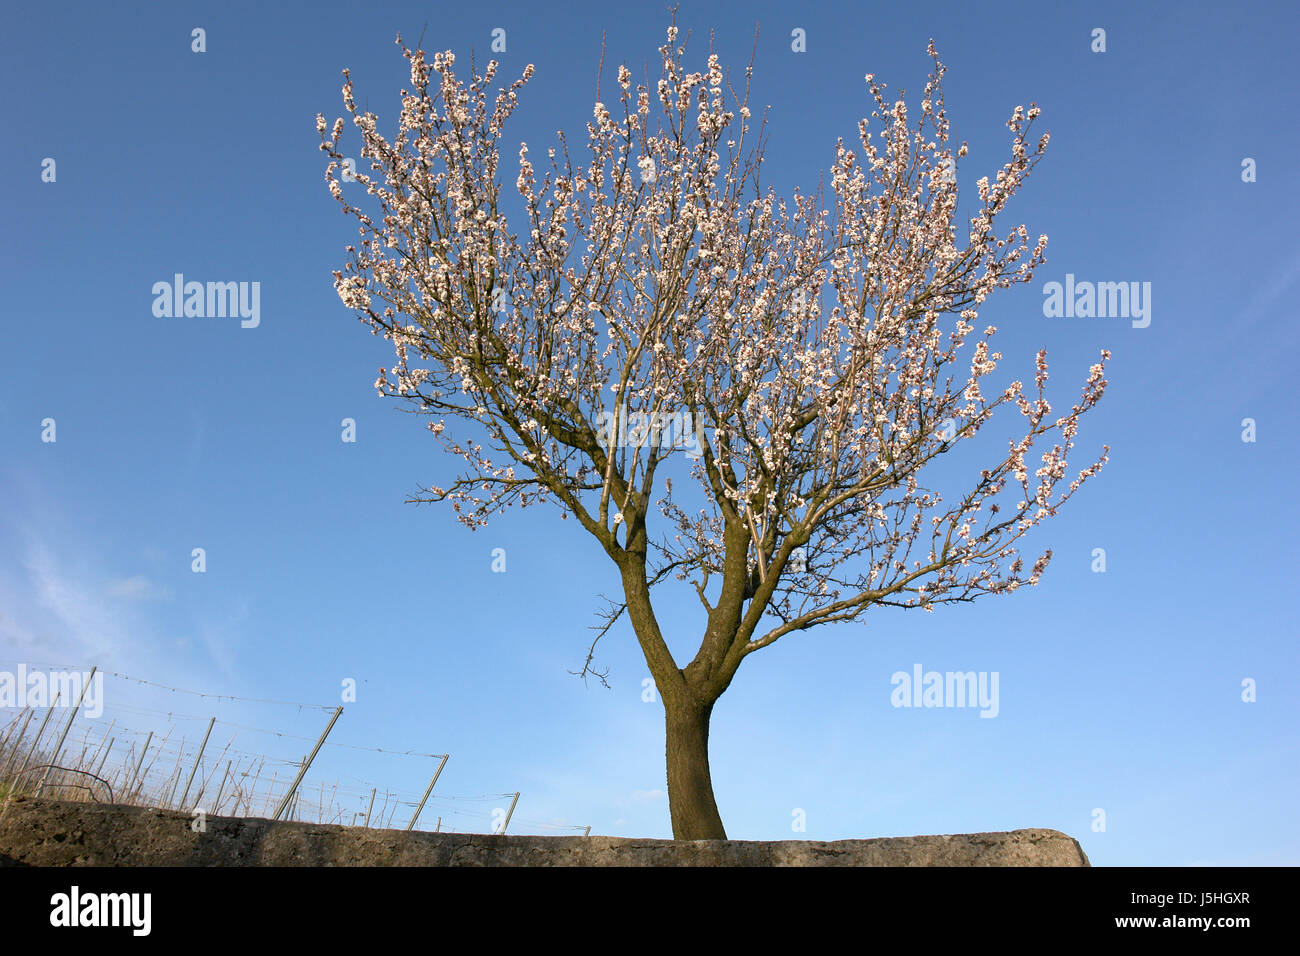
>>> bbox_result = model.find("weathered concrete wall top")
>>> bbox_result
[0,797,1089,866]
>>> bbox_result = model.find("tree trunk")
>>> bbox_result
[664,698,727,840]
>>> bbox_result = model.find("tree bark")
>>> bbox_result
[664,697,727,840]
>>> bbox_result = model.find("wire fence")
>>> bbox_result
[0,662,590,837]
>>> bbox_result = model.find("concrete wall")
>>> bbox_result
[0,796,1090,866]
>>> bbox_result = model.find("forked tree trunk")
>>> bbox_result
[664,698,727,840]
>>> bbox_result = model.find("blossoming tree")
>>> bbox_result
[319,22,1110,840]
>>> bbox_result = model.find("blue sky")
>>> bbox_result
[1,0,1297,862]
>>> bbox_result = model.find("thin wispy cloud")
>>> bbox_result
[105,575,171,601]
[2,537,128,666]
